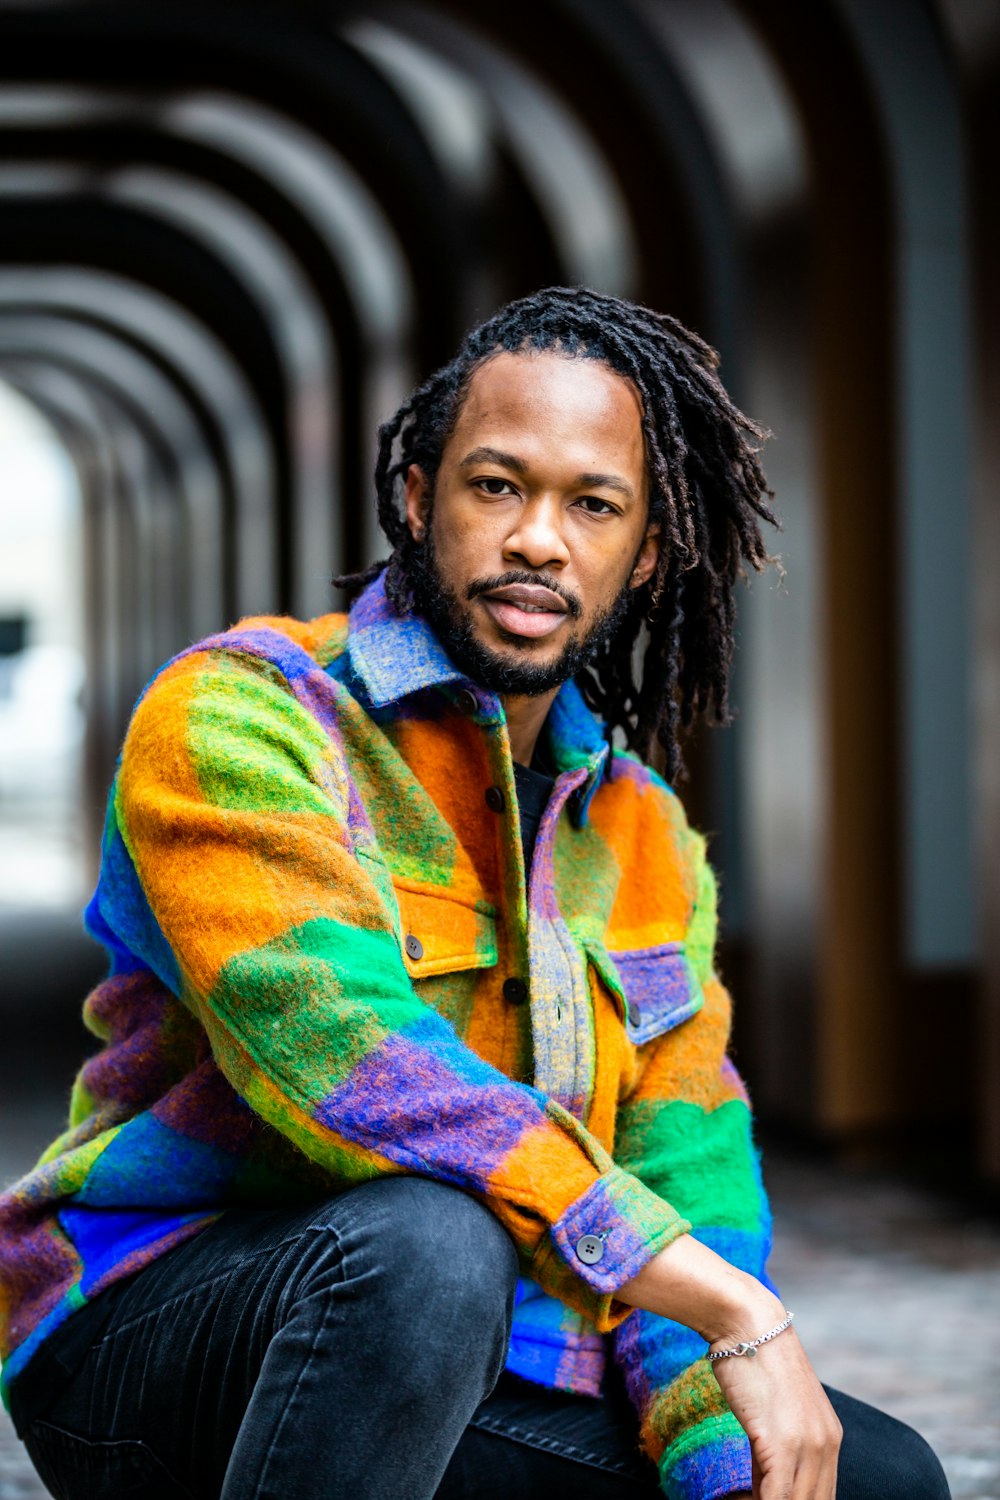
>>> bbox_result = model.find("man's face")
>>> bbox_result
[403,350,659,696]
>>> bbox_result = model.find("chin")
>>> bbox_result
[485,631,563,663]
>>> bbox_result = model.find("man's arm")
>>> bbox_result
[618,1233,838,1500]
[609,812,840,1500]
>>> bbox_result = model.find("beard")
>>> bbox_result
[407,523,636,697]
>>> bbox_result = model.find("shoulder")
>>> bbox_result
[600,749,706,857]
[132,611,349,706]
[220,611,350,669]
[121,611,351,768]
[587,750,709,924]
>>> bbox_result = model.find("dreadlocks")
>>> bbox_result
[338,286,778,782]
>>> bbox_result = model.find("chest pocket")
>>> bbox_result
[586,938,703,1046]
[393,881,498,980]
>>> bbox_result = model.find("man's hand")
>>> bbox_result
[617,1235,841,1499]
[709,1327,841,1499]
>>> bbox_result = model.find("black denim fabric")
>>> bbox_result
[11,1179,950,1500]
[440,1377,952,1499]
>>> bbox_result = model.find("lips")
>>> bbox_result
[483,584,567,613]
[480,584,569,640]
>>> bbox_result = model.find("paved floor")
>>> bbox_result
[764,1151,1000,1500]
[1,1102,998,1499]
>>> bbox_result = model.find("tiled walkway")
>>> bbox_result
[764,1151,1000,1500]
[1,1108,998,1499]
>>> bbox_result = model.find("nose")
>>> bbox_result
[502,495,570,572]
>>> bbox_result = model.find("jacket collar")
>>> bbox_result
[347,569,472,706]
[346,571,610,810]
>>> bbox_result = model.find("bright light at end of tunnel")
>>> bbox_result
[0,379,87,908]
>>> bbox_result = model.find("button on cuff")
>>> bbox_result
[549,1166,692,1294]
[575,1233,605,1265]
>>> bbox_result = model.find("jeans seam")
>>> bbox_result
[249,1223,347,1500]
[90,1215,341,1345]
[90,1269,238,1345]
[90,1225,317,1347]
[469,1411,646,1476]
[27,1419,198,1499]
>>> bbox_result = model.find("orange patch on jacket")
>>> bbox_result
[120,659,388,996]
[630,975,741,1110]
[589,779,694,948]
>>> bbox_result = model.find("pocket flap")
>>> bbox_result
[393,883,498,979]
[588,939,702,1045]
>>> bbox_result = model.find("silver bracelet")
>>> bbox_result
[707,1310,795,1362]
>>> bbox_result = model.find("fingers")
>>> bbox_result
[713,1333,841,1500]
[753,1409,840,1500]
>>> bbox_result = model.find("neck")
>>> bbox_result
[503,688,558,766]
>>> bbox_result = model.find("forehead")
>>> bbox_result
[446,350,646,479]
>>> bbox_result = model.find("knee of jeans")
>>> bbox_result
[842,1414,952,1500]
[377,1178,518,1317]
[890,1427,952,1500]
[330,1177,519,1363]
[295,1177,517,1304]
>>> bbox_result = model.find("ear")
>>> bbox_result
[629,523,661,589]
[404,464,431,542]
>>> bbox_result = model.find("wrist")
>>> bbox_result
[704,1272,784,1348]
[617,1233,782,1345]
[708,1307,795,1365]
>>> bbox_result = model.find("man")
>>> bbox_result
[0,287,948,1500]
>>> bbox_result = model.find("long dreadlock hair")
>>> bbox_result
[337,286,779,782]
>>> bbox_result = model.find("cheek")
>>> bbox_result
[434,507,503,574]
[433,520,475,577]
[580,552,633,612]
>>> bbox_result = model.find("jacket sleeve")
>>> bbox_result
[99,637,692,1331]
[610,816,775,1500]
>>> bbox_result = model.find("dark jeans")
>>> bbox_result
[10,1179,950,1500]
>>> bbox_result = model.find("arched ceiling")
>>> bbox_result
[0,0,980,1150]
[0,0,743,710]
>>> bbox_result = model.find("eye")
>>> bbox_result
[575,495,618,515]
[474,476,517,496]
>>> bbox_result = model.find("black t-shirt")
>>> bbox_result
[512,747,555,878]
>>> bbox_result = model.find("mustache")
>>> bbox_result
[466,571,583,620]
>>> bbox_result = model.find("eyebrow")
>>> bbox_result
[458,447,636,500]
[575,470,636,501]
[459,446,528,474]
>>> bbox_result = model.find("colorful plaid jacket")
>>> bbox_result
[0,571,774,1499]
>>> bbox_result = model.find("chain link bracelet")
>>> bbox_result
[707,1310,795,1362]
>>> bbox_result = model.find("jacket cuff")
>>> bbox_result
[658,1413,751,1500]
[537,1165,690,1320]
